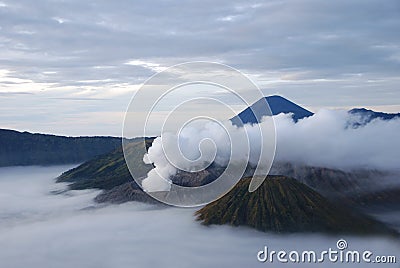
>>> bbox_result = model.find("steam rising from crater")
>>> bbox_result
[142,109,400,192]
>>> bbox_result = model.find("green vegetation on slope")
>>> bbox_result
[57,139,153,190]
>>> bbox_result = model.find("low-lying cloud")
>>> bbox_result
[0,166,398,268]
[274,110,400,170]
[143,110,400,191]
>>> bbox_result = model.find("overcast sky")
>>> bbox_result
[0,0,399,136]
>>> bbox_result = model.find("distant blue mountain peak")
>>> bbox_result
[231,95,314,126]
[348,108,400,126]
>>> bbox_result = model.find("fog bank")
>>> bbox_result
[0,166,398,268]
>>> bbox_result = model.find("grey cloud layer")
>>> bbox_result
[0,0,399,135]
[1,0,399,85]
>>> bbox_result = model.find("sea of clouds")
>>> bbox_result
[0,166,398,268]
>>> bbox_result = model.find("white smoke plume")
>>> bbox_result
[142,119,274,192]
[142,109,400,192]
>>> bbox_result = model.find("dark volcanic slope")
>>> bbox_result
[57,138,222,194]
[57,140,152,190]
[94,181,161,204]
[269,162,399,209]
[196,176,396,235]
[58,145,399,210]
[0,128,122,166]
[349,108,400,125]
[231,95,313,126]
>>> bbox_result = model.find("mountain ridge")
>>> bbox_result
[231,95,314,126]
[0,128,124,167]
[349,108,400,126]
[2,96,398,167]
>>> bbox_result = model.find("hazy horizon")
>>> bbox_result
[2,97,400,137]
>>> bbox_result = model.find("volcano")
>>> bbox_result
[349,108,400,127]
[231,95,313,126]
[195,176,397,235]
